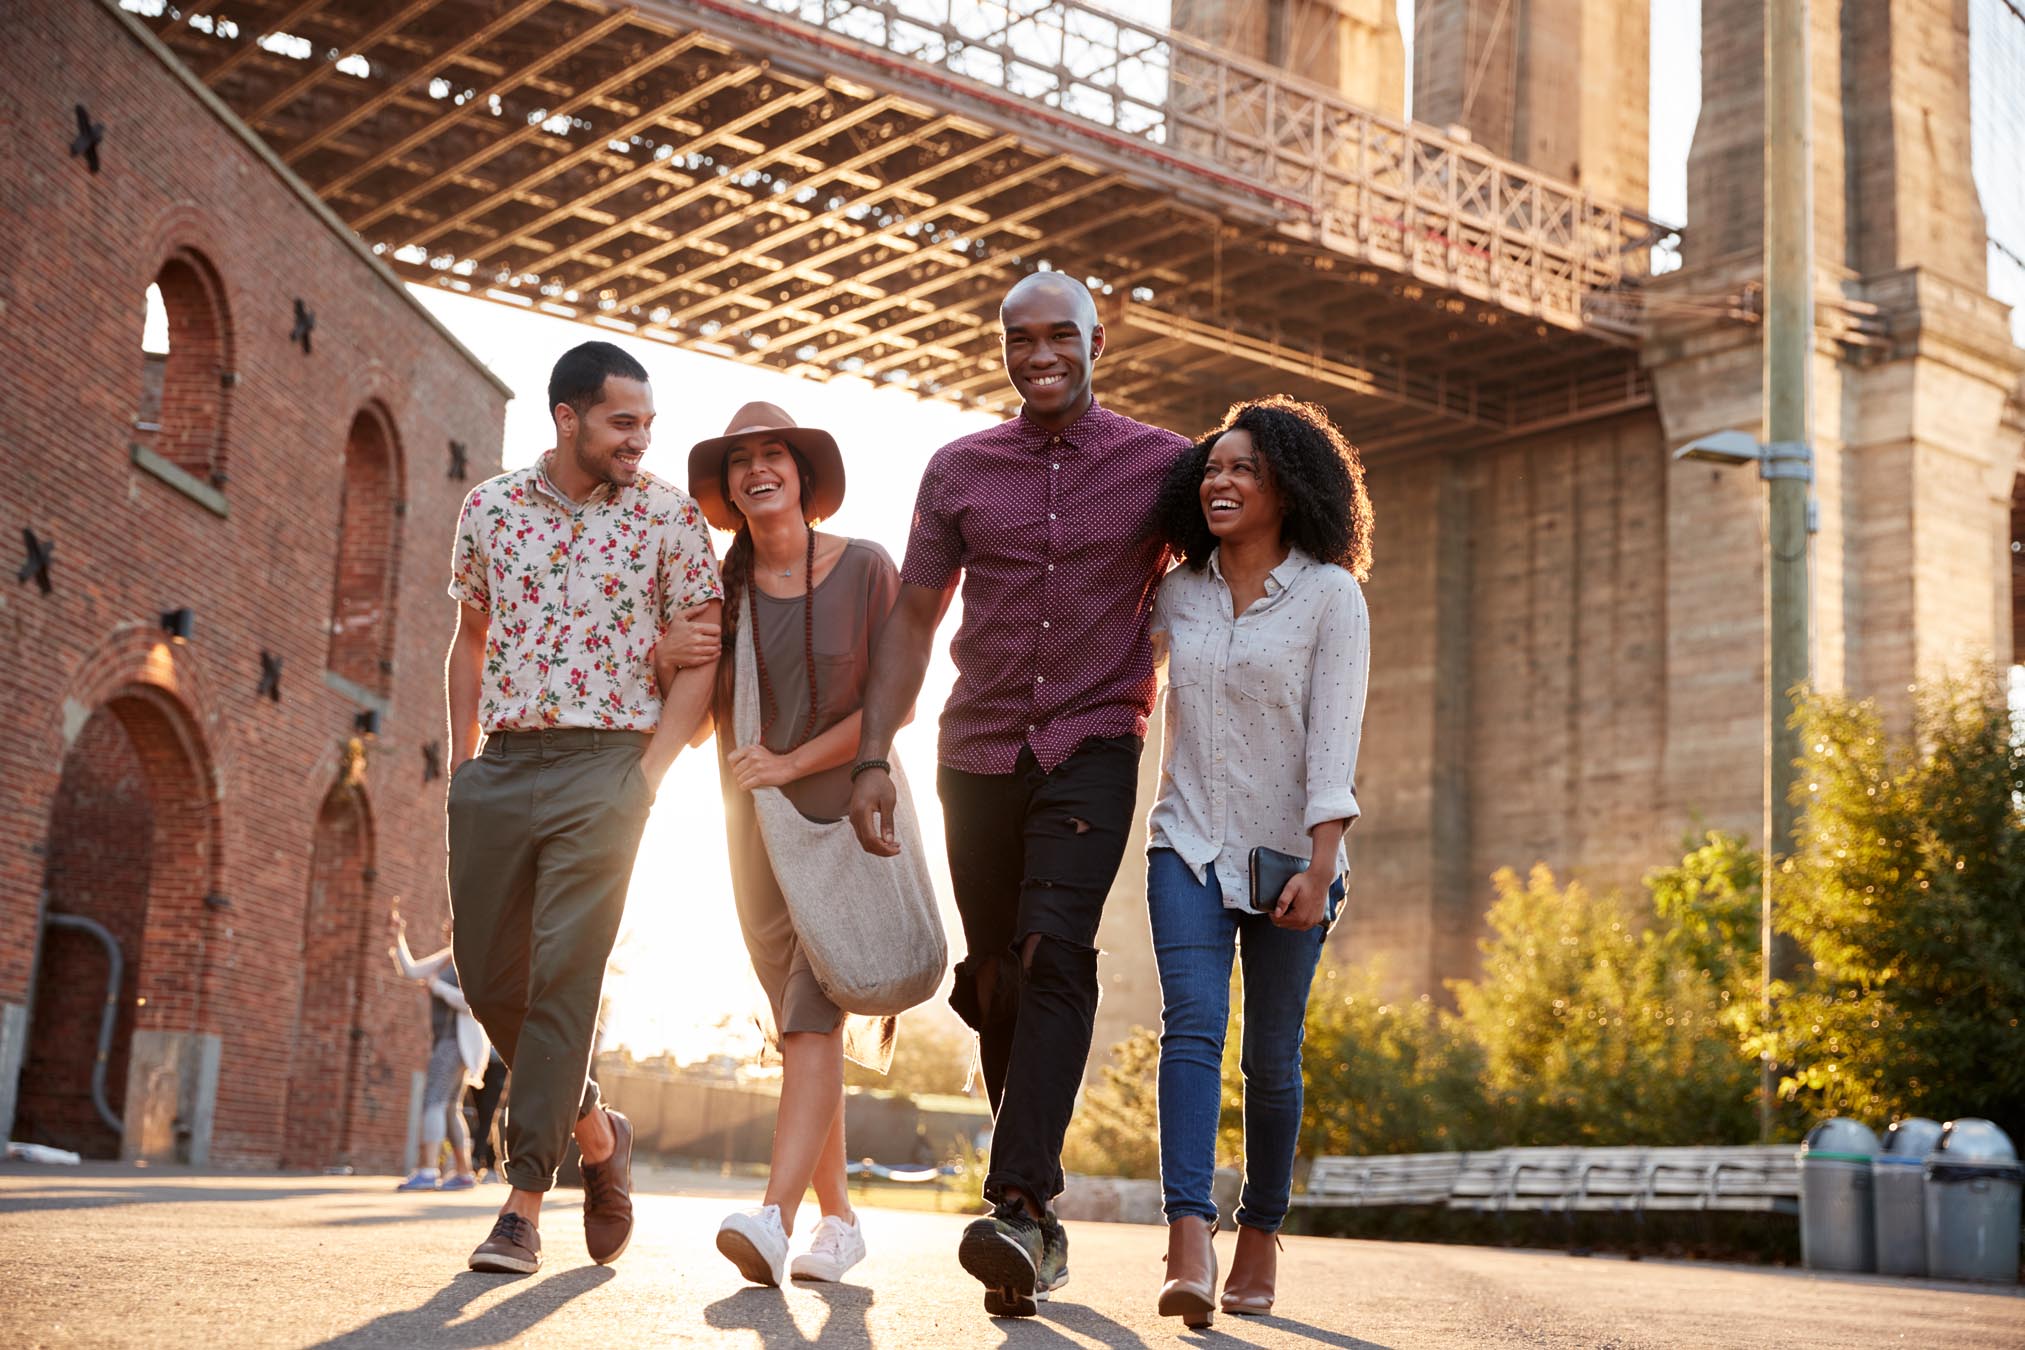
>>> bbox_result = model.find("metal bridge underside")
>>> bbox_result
[142,0,1662,452]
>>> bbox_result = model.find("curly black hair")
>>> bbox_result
[1157,394,1373,580]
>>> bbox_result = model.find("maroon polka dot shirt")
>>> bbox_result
[901,401,1190,774]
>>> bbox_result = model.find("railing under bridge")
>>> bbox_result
[701,0,1680,331]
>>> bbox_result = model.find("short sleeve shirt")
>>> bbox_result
[448,455,721,731]
[901,401,1188,773]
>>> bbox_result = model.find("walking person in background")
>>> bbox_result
[444,340,722,1274]
[660,402,905,1287]
[847,273,1189,1318]
[470,1049,508,1183]
[388,906,488,1192]
[1143,395,1372,1327]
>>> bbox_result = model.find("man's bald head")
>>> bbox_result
[998,272,1105,427]
[1000,272,1098,331]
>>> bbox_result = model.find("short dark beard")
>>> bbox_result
[565,425,617,488]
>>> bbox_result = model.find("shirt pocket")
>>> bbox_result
[1229,628,1308,707]
[808,651,862,721]
[1164,619,1216,688]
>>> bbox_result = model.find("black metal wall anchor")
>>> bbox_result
[290,298,315,354]
[18,528,53,593]
[448,439,468,480]
[257,650,283,702]
[70,104,104,173]
[422,740,442,782]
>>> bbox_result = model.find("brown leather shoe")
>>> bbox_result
[1156,1215,1217,1329]
[1221,1223,1279,1315]
[580,1109,634,1265]
[469,1211,542,1274]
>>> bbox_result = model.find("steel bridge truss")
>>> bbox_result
[136,0,1676,450]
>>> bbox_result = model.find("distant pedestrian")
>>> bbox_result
[848,273,1190,1317]
[444,340,722,1274]
[470,1050,508,1183]
[387,908,487,1192]
[1143,395,1372,1327]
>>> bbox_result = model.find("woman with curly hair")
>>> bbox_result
[1144,395,1372,1327]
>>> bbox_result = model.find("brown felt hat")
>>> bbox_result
[687,401,845,532]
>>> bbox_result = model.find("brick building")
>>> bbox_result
[0,4,508,1169]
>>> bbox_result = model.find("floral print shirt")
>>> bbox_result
[448,454,721,731]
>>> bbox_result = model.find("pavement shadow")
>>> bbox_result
[309,1264,615,1348]
[0,1182,358,1214]
[1034,1303,1151,1347]
[317,1203,494,1227]
[703,1282,875,1346]
[1212,1314,1397,1349]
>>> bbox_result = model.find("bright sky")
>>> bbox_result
[410,2,1708,1063]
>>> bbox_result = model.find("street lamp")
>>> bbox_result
[1673,419,1815,1145]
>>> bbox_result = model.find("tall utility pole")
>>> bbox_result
[1760,0,1815,1141]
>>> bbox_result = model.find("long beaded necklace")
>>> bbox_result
[752,525,819,751]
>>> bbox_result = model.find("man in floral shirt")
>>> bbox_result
[445,341,720,1275]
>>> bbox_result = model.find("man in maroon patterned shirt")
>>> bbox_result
[848,273,1188,1317]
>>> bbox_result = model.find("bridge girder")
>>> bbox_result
[141,0,1673,452]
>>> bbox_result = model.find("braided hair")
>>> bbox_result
[714,445,823,749]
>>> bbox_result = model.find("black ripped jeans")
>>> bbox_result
[938,734,1143,1207]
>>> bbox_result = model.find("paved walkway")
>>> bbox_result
[2,1166,2019,1348]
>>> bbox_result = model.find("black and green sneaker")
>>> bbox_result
[1035,1211,1069,1302]
[958,1200,1044,1318]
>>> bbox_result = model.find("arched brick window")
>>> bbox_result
[282,784,374,1171]
[134,250,231,487]
[328,407,403,695]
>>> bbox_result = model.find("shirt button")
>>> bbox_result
[1048,512,1057,520]
[1041,620,1050,629]
[1027,724,1037,734]
[1047,564,1056,571]
[1051,462,1059,471]
[1035,675,1045,684]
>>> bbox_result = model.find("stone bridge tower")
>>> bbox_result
[1127,0,2021,1014]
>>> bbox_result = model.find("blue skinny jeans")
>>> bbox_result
[1147,847,1336,1232]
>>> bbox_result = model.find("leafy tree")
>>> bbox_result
[1449,853,1760,1146]
[1280,960,1487,1158]
[1765,673,2025,1139]
[1061,1025,1164,1179]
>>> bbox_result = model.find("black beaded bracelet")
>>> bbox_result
[849,758,892,782]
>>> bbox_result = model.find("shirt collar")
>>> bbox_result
[1208,546,1316,596]
[532,451,617,510]
[1014,397,1105,451]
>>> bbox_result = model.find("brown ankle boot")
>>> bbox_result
[1156,1215,1218,1329]
[1221,1223,1279,1315]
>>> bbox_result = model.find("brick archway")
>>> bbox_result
[327,404,404,696]
[281,782,377,1170]
[20,687,216,1158]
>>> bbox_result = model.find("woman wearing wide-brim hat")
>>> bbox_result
[669,401,908,1289]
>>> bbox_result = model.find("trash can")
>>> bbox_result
[1872,1116,1942,1276]
[1925,1118,2023,1284]
[1799,1117,1880,1272]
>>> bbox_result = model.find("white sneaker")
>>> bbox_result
[717,1204,789,1287]
[790,1212,867,1282]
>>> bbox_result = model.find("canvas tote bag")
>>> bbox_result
[732,592,946,1014]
